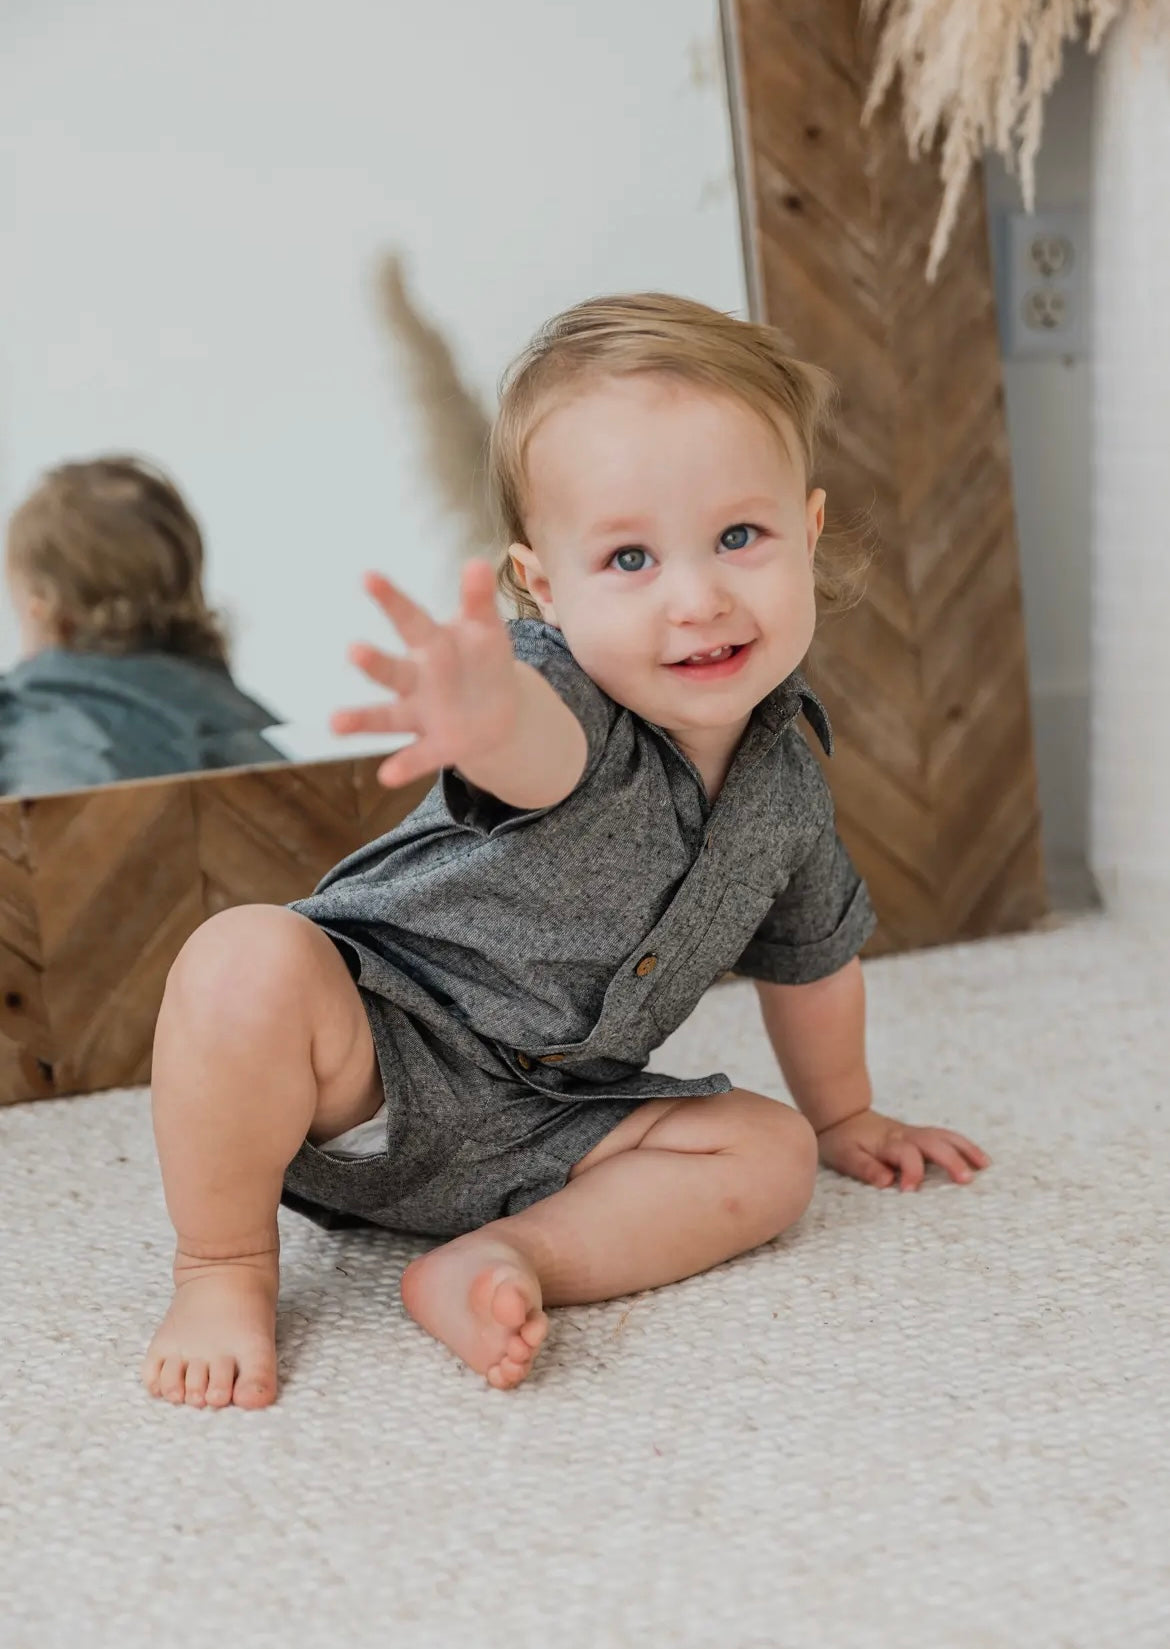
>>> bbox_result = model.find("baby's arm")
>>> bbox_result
[334,561,587,809]
[456,661,586,812]
[755,961,989,1191]
[755,958,872,1134]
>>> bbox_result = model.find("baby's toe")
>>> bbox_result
[205,1356,237,1408]
[184,1360,210,1406]
[520,1311,549,1350]
[159,1356,188,1404]
[487,1356,530,1390]
[506,1333,534,1365]
[490,1279,533,1332]
[231,1348,278,1409]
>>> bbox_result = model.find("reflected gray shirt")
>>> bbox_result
[293,620,876,1093]
[0,649,286,797]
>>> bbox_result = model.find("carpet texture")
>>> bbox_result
[1,914,1167,1649]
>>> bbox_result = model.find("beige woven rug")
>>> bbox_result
[2,913,1167,1648]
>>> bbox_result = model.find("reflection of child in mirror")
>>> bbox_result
[0,456,283,794]
[143,295,989,1410]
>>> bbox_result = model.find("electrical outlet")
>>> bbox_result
[995,209,1087,360]
[1022,287,1068,331]
[1027,232,1074,279]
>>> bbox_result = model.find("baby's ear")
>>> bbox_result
[28,590,67,644]
[805,489,826,563]
[508,543,556,619]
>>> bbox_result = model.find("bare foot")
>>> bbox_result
[400,1235,549,1389]
[142,1247,280,1410]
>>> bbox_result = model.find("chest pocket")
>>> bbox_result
[641,874,777,1038]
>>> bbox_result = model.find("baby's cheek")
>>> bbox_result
[780,567,817,645]
[562,611,636,675]
[579,643,639,700]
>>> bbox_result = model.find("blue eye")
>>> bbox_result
[719,524,759,551]
[612,546,650,573]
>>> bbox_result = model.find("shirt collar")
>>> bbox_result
[642,669,834,795]
[752,670,833,755]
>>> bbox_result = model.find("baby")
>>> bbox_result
[142,294,988,1408]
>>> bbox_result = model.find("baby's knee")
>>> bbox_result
[162,905,320,1034]
[745,1099,818,1232]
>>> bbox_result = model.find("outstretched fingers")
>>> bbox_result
[459,558,503,627]
[345,641,416,696]
[331,699,416,738]
[376,743,442,789]
[362,570,438,649]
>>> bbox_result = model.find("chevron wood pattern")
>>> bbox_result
[726,0,1046,952]
[0,760,429,1107]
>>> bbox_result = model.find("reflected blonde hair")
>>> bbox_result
[6,455,230,663]
[489,292,867,619]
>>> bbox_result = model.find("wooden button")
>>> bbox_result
[540,1053,566,1064]
[516,1052,532,1070]
[634,954,658,978]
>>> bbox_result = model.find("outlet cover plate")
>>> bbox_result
[995,208,1088,360]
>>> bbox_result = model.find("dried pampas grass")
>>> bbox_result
[376,254,496,562]
[863,0,1167,277]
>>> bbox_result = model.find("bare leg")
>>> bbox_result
[141,906,382,1410]
[400,1091,817,1389]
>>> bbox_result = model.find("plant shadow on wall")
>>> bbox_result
[376,255,496,573]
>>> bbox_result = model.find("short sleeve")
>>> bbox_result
[733,820,877,985]
[440,620,617,836]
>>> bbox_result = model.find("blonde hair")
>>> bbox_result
[489,292,868,619]
[6,455,230,663]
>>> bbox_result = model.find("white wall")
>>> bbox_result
[1090,15,1170,927]
[0,0,743,742]
[984,44,1095,887]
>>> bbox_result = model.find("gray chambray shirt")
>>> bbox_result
[292,620,876,1102]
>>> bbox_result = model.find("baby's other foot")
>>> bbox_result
[142,1247,279,1410]
[400,1236,548,1389]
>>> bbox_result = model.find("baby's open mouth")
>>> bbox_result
[666,642,752,675]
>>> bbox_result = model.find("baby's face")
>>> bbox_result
[512,374,824,746]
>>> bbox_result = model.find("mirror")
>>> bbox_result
[0,0,745,796]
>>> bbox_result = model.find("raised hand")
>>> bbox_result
[333,559,519,789]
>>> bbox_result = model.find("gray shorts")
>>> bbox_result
[280,947,666,1238]
[280,930,728,1240]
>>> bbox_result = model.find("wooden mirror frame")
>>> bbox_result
[0,761,428,1107]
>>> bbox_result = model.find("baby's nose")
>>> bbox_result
[663,567,732,623]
